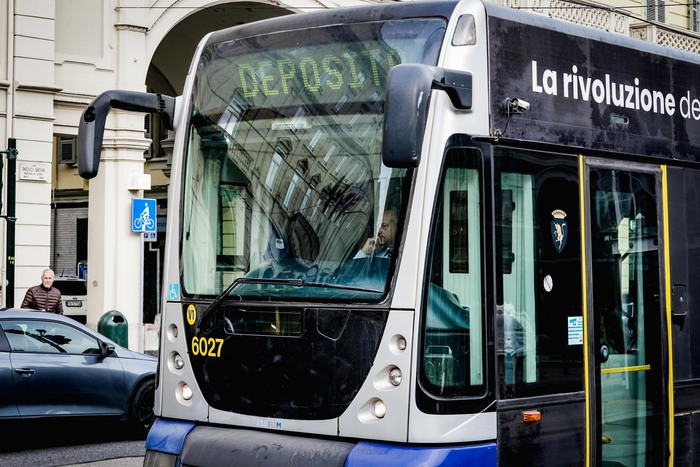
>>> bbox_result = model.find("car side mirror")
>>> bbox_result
[99,340,116,358]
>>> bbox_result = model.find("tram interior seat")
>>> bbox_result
[424,283,470,387]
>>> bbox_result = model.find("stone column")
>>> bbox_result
[86,13,150,351]
[86,128,150,351]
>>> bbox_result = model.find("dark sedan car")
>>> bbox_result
[0,309,156,435]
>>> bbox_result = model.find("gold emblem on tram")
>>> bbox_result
[186,304,197,326]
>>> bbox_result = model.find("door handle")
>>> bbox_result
[14,368,36,376]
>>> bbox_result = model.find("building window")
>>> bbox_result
[58,136,77,165]
[646,0,666,23]
[265,151,283,191]
[283,174,300,209]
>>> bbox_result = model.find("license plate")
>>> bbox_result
[66,300,83,307]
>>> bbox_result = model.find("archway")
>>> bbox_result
[141,1,294,330]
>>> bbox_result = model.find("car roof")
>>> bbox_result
[1,308,77,319]
[0,308,113,343]
[0,308,156,362]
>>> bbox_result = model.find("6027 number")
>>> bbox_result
[191,336,224,357]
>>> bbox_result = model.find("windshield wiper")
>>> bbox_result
[193,277,381,328]
[299,281,382,294]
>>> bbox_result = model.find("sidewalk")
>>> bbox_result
[65,457,144,467]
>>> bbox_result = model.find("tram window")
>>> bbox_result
[589,168,665,466]
[419,147,484,397]
[495,149,583,398]
[589,169,662,360]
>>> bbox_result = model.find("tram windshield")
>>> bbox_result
[181,18,446,300]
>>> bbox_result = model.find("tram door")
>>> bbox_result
[585,162,668,466]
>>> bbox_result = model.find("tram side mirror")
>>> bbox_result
[78,90,176,179]
[383,64,472,168]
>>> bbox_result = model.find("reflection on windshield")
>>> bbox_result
[181,19,445,301]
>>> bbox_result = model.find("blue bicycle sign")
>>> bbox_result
[132,198,157,233]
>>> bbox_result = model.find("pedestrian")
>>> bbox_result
[21,268,64,314]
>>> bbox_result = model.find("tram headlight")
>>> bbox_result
[180,383,193,401]
[389,367,402,386]
[397,336,407,351]
[173,353,185,370]
[372,399,387,419]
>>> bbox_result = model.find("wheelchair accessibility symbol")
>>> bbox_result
[168,283,179,300]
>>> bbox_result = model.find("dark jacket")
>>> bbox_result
[21,285,64,314]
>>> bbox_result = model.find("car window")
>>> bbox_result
[53,279,87,295]
[1,320,101,354]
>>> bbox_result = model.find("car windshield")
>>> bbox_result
[53,279,87,295]
[181,18,445,301]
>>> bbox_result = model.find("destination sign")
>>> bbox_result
[236,49,403,100]
[196,19,446,111]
